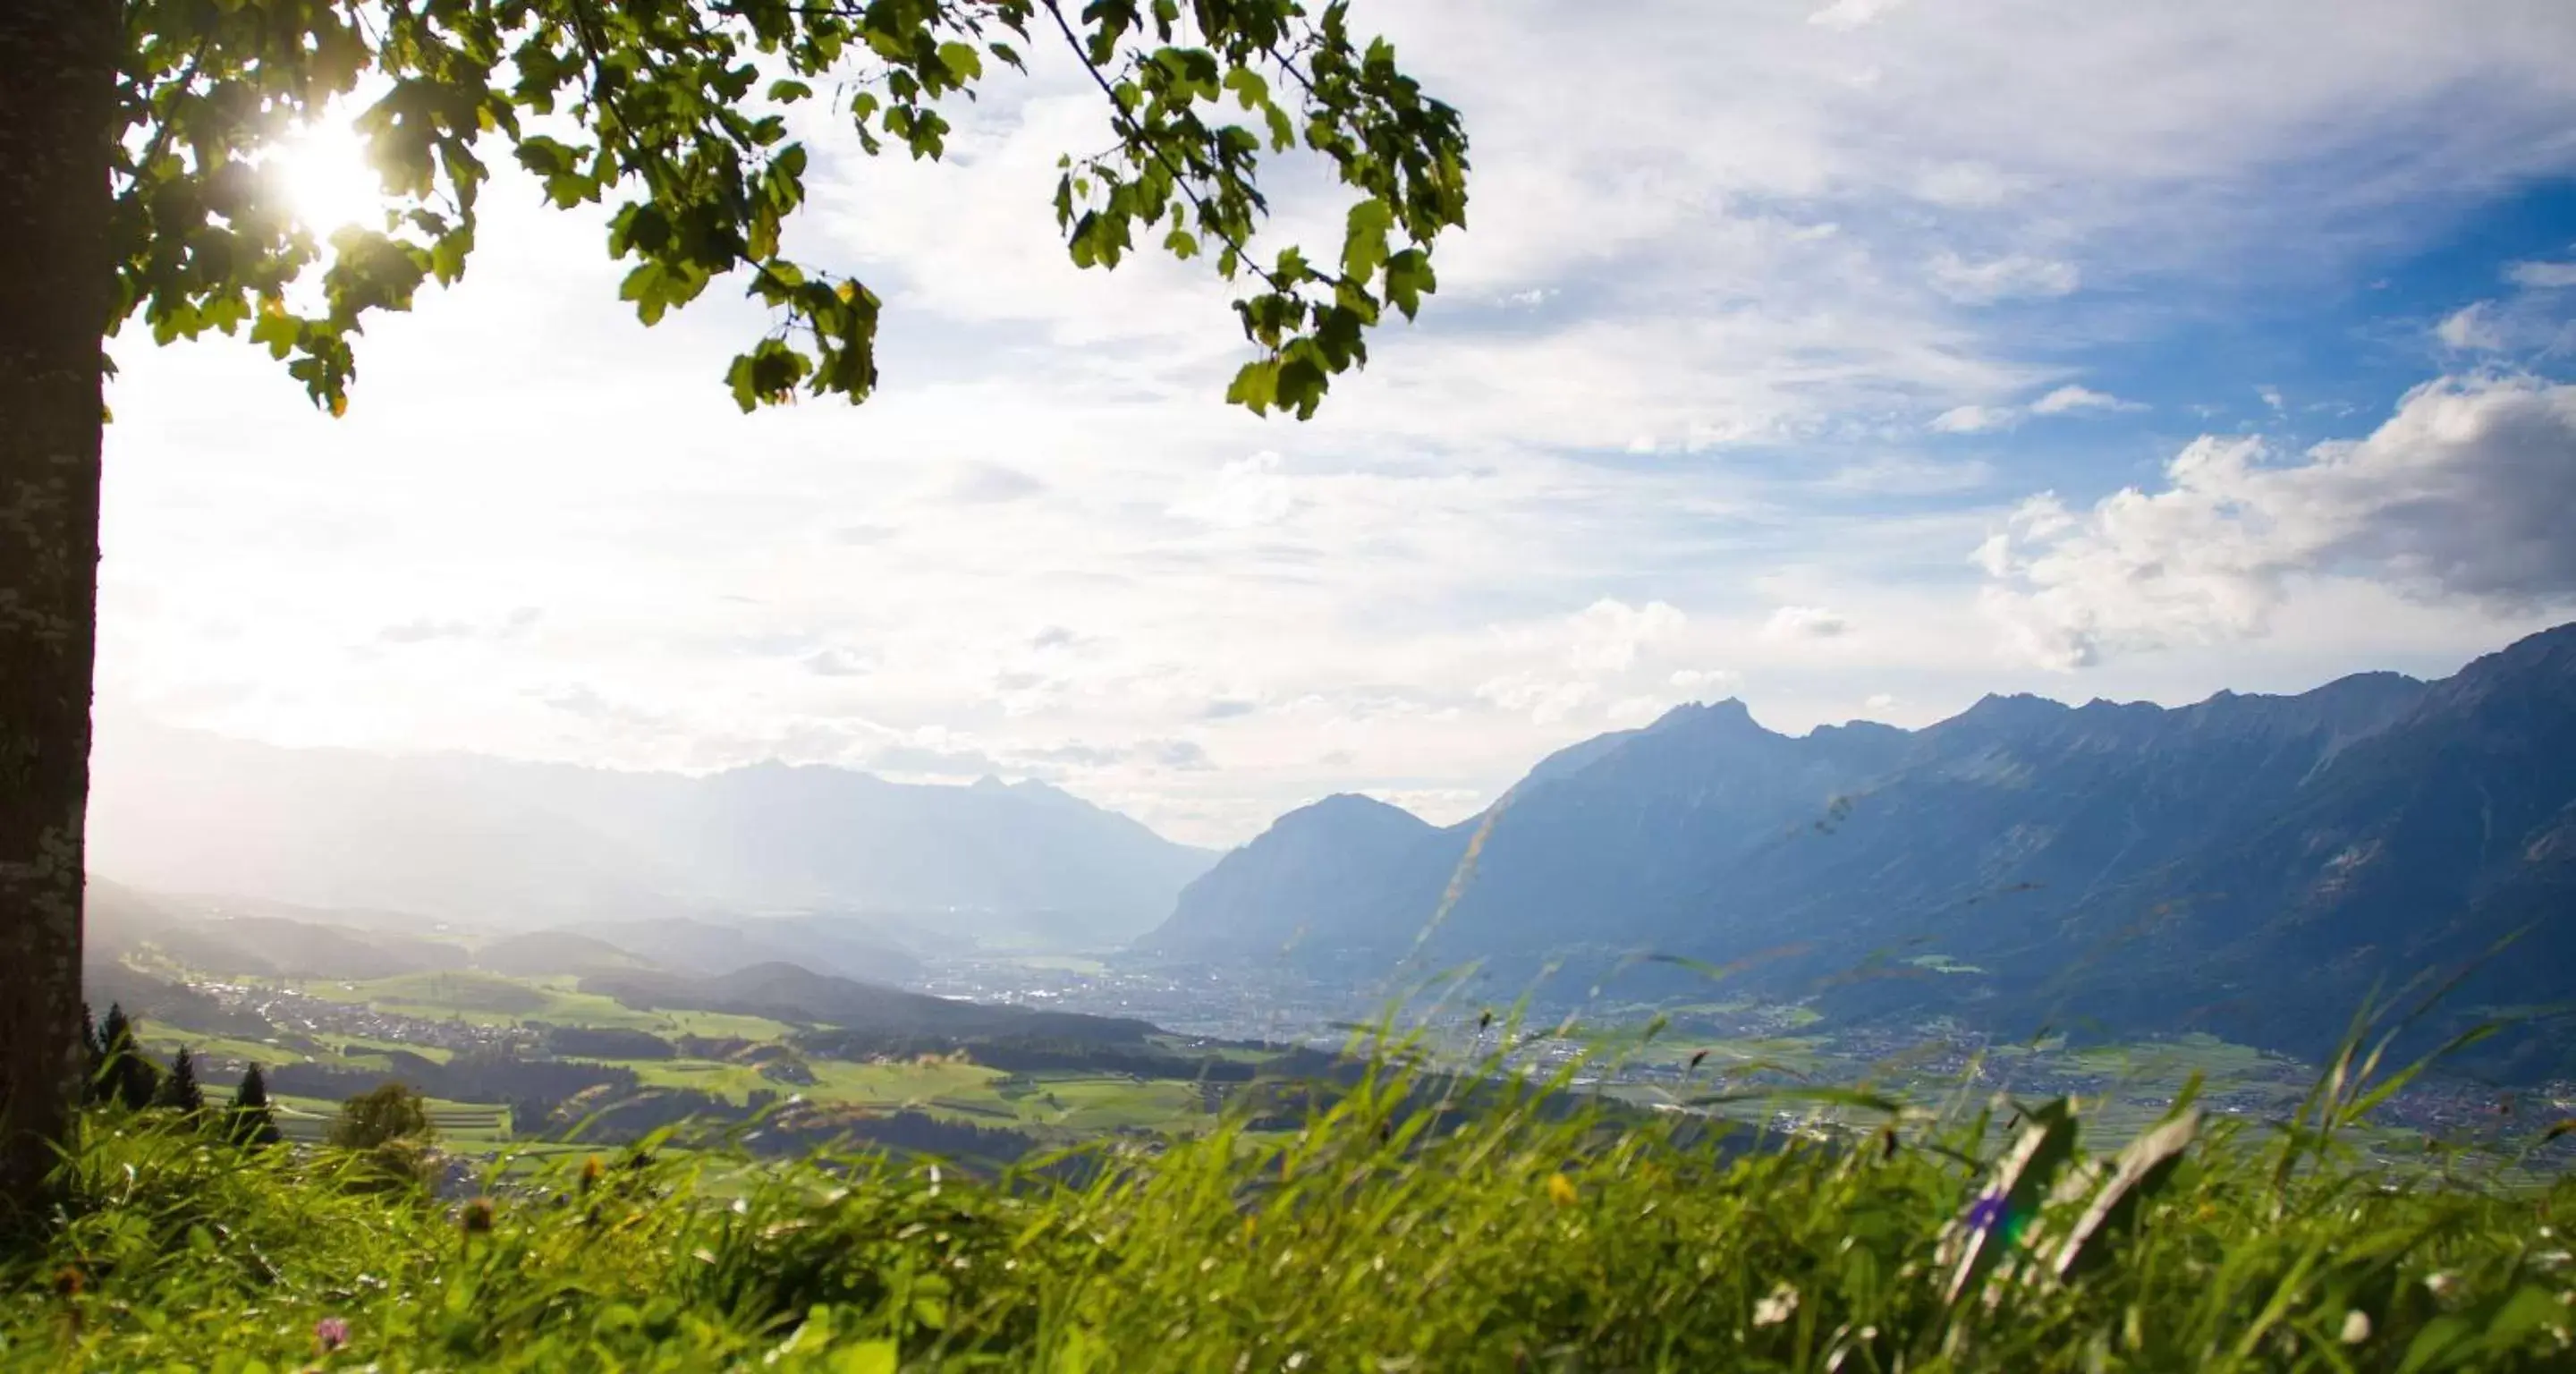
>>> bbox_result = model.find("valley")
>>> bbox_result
[102,926,2573,1179]
[74,622,2576,1180]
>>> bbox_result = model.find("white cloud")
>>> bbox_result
[1977,375,2576,669]
[1911,161,2028,208]
[803,649,874,678]
[1565,598,1687,674]
[1818,455,1995,495]
[1930,404,2017,434]
[1474,674,1600,725]
[88,0,2576,845]
[1474,598,1688,724]
[2505,257,2576,289]
[1669,668,1744,694]
[1167,451,1297,530]
[2258,386,2286,412]
[1808,0,1909,32]
[1765,606,1852,640]
[2030,385,2141,415]
[2436,254,2576,355]
[1927,251,2080,304]
[942,462,1048,505]
[2436,301,2507,351]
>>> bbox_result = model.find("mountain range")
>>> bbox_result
[88,722,1217,947]
[1146,623,2576,1078]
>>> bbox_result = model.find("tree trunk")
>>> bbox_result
[0,0,117,1217]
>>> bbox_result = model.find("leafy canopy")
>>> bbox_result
[114,0,1470,419]
[326,1081,434,1150]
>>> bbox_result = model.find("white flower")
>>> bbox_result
[2340,1310,2373,1345]
[1753,1282,1801,1327]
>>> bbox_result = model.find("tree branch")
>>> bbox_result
[1035,0,1293,295]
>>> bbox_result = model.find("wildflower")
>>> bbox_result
[51,1267,82,1299]
[1964,1192,2010,1235]
[314,1317,351,1353]
[1546,1173,1578,1208]
[2424,1271,2458,1300]
[1753,1282,1800,1327]
[461,1196,496,1235]
[2339,1310,2372,1344]
[579,1154,603,1194]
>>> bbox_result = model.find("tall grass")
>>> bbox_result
[4,1023,2571,1372]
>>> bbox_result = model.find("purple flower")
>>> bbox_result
[1964,1192,2011,1236]
[315,1317,351,1353]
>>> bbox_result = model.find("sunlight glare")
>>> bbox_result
[265,119,389,236]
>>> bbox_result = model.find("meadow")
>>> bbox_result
[5,1037,2572,1372]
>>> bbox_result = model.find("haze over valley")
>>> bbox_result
[89,621,2576,1104]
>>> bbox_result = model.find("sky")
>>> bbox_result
[97,0,2576,848]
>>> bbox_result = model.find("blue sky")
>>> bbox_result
[96,0,2576,845]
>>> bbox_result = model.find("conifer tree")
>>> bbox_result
[89,1003,128,1107]
[78,1004,102,1104]
[154,1046,205,1115]
[228,1064,281,1148]
[95,1003,161,1111]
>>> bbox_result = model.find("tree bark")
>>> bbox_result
[0,0,118,1217]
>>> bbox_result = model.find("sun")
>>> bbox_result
[262,119,390,236]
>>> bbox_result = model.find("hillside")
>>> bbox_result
[580,962,1164,1043]
[16,1067,2572,1370]
[1145,793,1451,957]
[87,723,1217,946]
[1147,623,2576,1073]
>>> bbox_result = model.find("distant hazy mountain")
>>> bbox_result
[1146,623,2576,1077]
[89,724,1216,946]
[557,915,925,985]
[1148,793,1449,958]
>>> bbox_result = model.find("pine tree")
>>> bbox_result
[89,1003,129,1107]
[154,1046,204,1115]
[228,1064,280,1148]
[95,1003,160,1111]
[79,1004,103,1103]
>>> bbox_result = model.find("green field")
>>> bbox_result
[15,1059,2571,1371]
[114,963,2324,1163]
[107,959,1249,1156]
[666,1057,1212,1134]
[313,972,795,1040]
[267,1094,511,1146]
[132,1029,301,1070]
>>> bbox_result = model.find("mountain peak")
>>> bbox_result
[1945,691,2072,732]
[1651,696,1766,734]
[1299,792,1428,824]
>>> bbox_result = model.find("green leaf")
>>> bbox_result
[1342,197,1394,279]
[828,1341,898,1374]
[1225,358,1281,414]
[1275,353,1329,420]
[1383,249,1435,320]
[937,41,984,83]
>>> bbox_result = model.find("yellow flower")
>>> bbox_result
[1546,1173,1578,1208]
